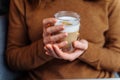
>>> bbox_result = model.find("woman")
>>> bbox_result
[6,0,120,79]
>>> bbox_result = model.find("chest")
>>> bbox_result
[26,0,109,43]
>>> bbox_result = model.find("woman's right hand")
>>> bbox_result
[43,18,68,50]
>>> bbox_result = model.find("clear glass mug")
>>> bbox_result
[54,11,80,52]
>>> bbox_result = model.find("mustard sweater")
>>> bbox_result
[7,0,120,79]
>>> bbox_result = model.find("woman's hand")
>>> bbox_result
[43,18,68,44]
[45,39,88,61]
[43,18,68,56]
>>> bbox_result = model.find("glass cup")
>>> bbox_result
[54,11,80,52]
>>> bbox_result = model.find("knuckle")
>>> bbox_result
[56,26,59,29]
[62,33,66,37]
[42,33,45,37]
[60,33,66,38]
[43,32,46,37]
[57,26,63,30]
[47,27,54,34]
[52,35,58,41]
[57,34,62,38]
[54,36,59,41]
[49,37,53,42]
[43,18,48,24]
[51,27,59,33]
[43,18,56,24]
[46,28,50,33]
[63,33,68,37]
[43,37,49,44]
[57,43,62,48]
[55,27,59,31]
[44,37,51,44]
[43,39,47,44]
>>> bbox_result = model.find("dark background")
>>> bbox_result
[0,0,19,80]
[0,0,9,15]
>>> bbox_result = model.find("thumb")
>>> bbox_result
[73,39,88,50]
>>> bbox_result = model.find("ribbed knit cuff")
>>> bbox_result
[37,39,53,62]
[79,42,100,63]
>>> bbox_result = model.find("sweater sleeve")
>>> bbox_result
[6,0,53,71]
[79,0,120,72]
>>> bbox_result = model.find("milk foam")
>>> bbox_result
[55,16,80,33]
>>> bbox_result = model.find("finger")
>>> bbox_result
[56,41,68,48]
[73,40,88,50]
[43,18,57,27]
[43,29,49,37]
[72,49,84,57]
[53,43,86,61]
[46,44,60,58]
[44,32,68,44]
[44,46,47,51]
[45,52,52,56]
[46,25,64,34]
[43,37,51,45]
[53,45,83,61]
[53,44,75,61]
[53,44,66,58]
[44,46,51,55]
[44,46,51,53]
[50,32,68,42]
[66,50,84,61]
[73,41,83,49]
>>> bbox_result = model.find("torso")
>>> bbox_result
[24,0,113,79]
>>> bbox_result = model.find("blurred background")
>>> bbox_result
[0,0,9,15]
[0,0,21,80]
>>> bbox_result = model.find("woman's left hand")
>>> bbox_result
[44,39,88,61]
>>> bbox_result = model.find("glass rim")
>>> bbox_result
[54,11,80,21]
